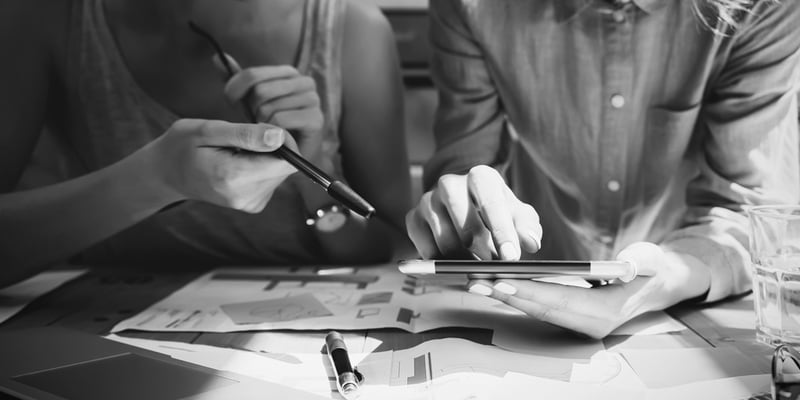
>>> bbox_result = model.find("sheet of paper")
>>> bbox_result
[610,311,687,335]
[621,347,766,388]
[113,265,688,341]
[645,374,771,400]
[0,269,85,324]
[108,335,632,400]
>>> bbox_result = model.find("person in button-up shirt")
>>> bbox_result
[406,0,800,338]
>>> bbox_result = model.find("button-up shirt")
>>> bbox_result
[425,0,800,301]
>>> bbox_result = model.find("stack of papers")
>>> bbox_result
[112,265,685,339]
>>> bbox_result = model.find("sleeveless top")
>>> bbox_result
[26,0,346,265]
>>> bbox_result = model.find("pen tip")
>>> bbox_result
[327,181,375,219]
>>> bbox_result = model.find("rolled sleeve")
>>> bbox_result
[423,0,508,190]
[661,1,800,302]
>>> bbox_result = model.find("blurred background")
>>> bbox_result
[366,0,434,201]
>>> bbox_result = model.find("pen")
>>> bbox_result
[325,331,361,399]
[398,259,647,283]
[188,22,375,218]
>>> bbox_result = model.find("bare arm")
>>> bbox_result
[0,1,154,285]
[293,0,411,263]
[335,0,411,260]
[0,1,181,285]
[0,1,302,286]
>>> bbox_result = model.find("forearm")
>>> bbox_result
[0,151,182,285]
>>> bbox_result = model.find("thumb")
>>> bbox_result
[198,121,287,152]
[211,52,242,77]
[615,242,663,279]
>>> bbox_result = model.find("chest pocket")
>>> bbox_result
[641,105,702,201]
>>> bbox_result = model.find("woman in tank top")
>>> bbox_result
[0,0,410,286]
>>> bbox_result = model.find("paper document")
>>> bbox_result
[621,347,766,388]
[108,335,631,400]
[0,269,85,324]
[113,265,685,337]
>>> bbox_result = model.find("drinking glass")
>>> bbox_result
[749,206,800,346]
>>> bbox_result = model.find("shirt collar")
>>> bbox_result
[555,0,667,22]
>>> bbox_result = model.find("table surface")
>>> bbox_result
[0,267,775,398]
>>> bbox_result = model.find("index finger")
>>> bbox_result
[195,120,287,152]
[467,166,520,260]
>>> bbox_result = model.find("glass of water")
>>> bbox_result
[749,205,800,346]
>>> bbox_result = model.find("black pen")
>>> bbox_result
[398,259,646,283]
[325,331,362,399]
[188,22,375,218]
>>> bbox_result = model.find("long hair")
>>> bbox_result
[691,0,760,34]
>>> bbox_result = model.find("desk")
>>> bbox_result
[0,268,775,399]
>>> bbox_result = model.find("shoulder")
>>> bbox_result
[738,0,800,34]
[341,0,394,61]
[342,0,392,37]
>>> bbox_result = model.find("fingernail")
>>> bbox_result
[528,231,541,252]
[493,282,517,296]
[468,284,493,297]
[263,128,284,147]
[499,242,520,260]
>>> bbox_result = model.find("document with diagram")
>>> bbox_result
[112,264,684,338]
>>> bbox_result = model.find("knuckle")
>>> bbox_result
[197,120,219,137]
[170,118,195,132]
[554,296,570,312]
[304,77,317,91]
[240,68,258,84]
[270,112,287,127]
[436,174,459,193]
[257,103,275,121]
[419,192,434,213]
[468,164,496,178]
[305,91,321,106]
[490,227,508,240]
[280,65,299,75]
[533,306,553,322]
[254,84,273,101]
[273,80,291,95]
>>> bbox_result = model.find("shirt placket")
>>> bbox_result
[597,2,634,255]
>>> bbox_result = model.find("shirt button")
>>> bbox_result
[610,94,625,109]
[612,11,626,22]
[607,180,621,192]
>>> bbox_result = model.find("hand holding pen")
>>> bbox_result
[190,22,375,218]
[212,54,326,169]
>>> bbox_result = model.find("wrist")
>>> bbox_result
[659,250,712,304]
[114,147,186,214]
[616,242,711,318]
